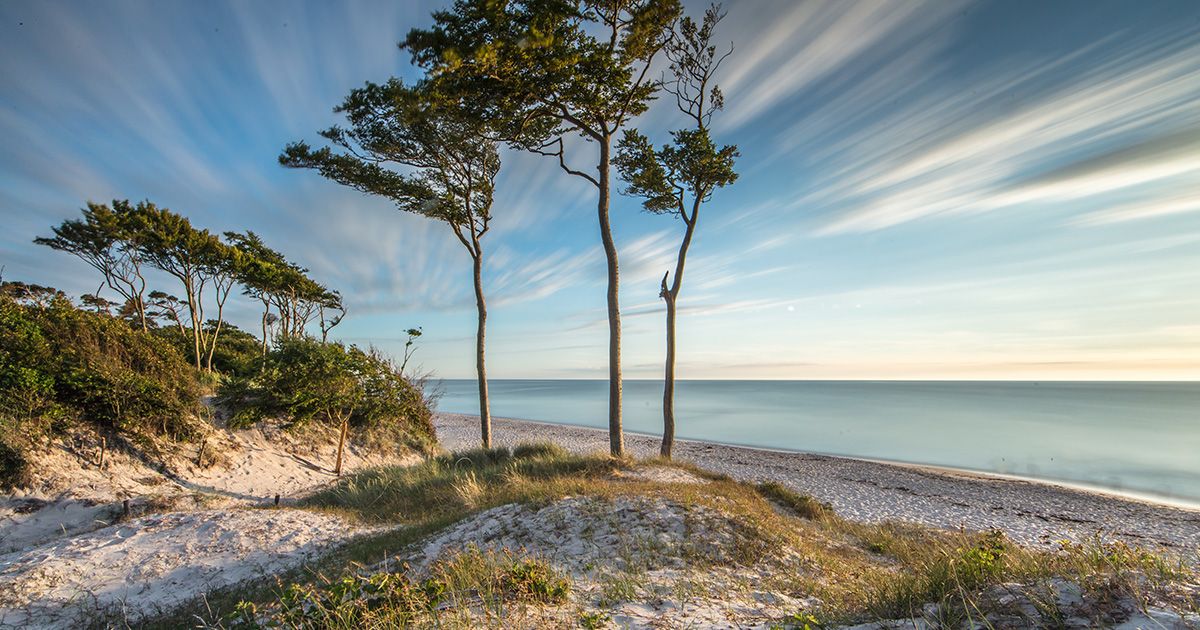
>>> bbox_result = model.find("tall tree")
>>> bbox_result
[614,5,738,458]
[35,200,151,331]
[404,0,682,456]
[281,80,501,447]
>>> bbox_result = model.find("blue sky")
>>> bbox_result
[2,0,1199,380]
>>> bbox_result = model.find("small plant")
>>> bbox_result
[225,548,569,627]
[579,609,611,629]
[778,611,825,629]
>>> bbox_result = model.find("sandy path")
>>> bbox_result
[0,508,374,629]
[436,413,1200,555]
[2,426,416,554]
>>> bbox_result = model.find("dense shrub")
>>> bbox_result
[0,290,203,451]
[219,338,435,453]
[152,321,264,379]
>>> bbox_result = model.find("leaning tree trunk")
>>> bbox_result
[471,251,492,448]
[598,137,624,457]
[334,415,349,477]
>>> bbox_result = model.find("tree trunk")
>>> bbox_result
[184,280,202,370]
[334,415,348,477]
[260,301,269,356]
[472,252,492,449]
[205,285,229,372]
[661,291,677,458]
[661,210,698,459]
[597,136,624,457]
[133,267,148,332]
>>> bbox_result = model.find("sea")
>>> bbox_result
[433,379,1200,507]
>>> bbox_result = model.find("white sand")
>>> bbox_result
[2,423,416,553]
[436,413,1200,557]
[0,423,413,628]
[0,508,373,628]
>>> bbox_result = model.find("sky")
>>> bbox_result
[1,0,1199,381]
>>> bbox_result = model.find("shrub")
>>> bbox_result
[223,548,570,628]
[0,287,203,446]
[152,321,263,379]
[219,338,435,453]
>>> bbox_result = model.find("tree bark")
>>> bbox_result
[334,415,348,477]
[204,282,231,372]
[598,136,624,457]
[260,301,270,357]
[472,251,491,449]
[183,279,202,371]
[661,208,699,459]
[661,288,677,458]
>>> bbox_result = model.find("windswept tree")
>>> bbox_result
[199,238,243,372]
[614,5,738,458]
[35,200,151,330]
[226,231,288,356]
[403,0,682,456]
[130,202,225,370]
[399,326,422,375]
[281,81,501,447]
[318,290,346,343]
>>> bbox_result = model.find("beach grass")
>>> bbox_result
[141,442,1199,628]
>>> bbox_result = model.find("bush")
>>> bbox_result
[219,338,435,453]
[0,288,203,446]
[223,547,569,628]
[151,321,263,379]
[0,440,29,490]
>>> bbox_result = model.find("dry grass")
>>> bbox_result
[142,442,1198,629]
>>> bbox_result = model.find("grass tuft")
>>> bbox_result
[755,480,833,520]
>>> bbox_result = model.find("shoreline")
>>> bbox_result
[446,411,1200,512]
[435,413,1200,556]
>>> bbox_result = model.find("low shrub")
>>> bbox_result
[219,337,435,453]
[0,287,203,448]
[223,547,570,628]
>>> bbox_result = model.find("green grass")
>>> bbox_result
[139,443,1199,629]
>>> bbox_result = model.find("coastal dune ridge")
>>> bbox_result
[436,413,1200,556]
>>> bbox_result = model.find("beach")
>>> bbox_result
[436,413,1200,556]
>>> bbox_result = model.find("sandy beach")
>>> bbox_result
[436,413,1200,556]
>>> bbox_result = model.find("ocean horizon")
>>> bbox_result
[434,379,1200,507]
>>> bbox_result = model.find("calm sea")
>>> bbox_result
[434,379,1200,506]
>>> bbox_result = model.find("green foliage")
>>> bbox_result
[402,0,682,146]
[281,79,499,238]
[223,547,569,628]
[615,127,738,214]
[200,322,262,378]
[0,286,203,449]
[219,338,435,451]
[33,200,152,329]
